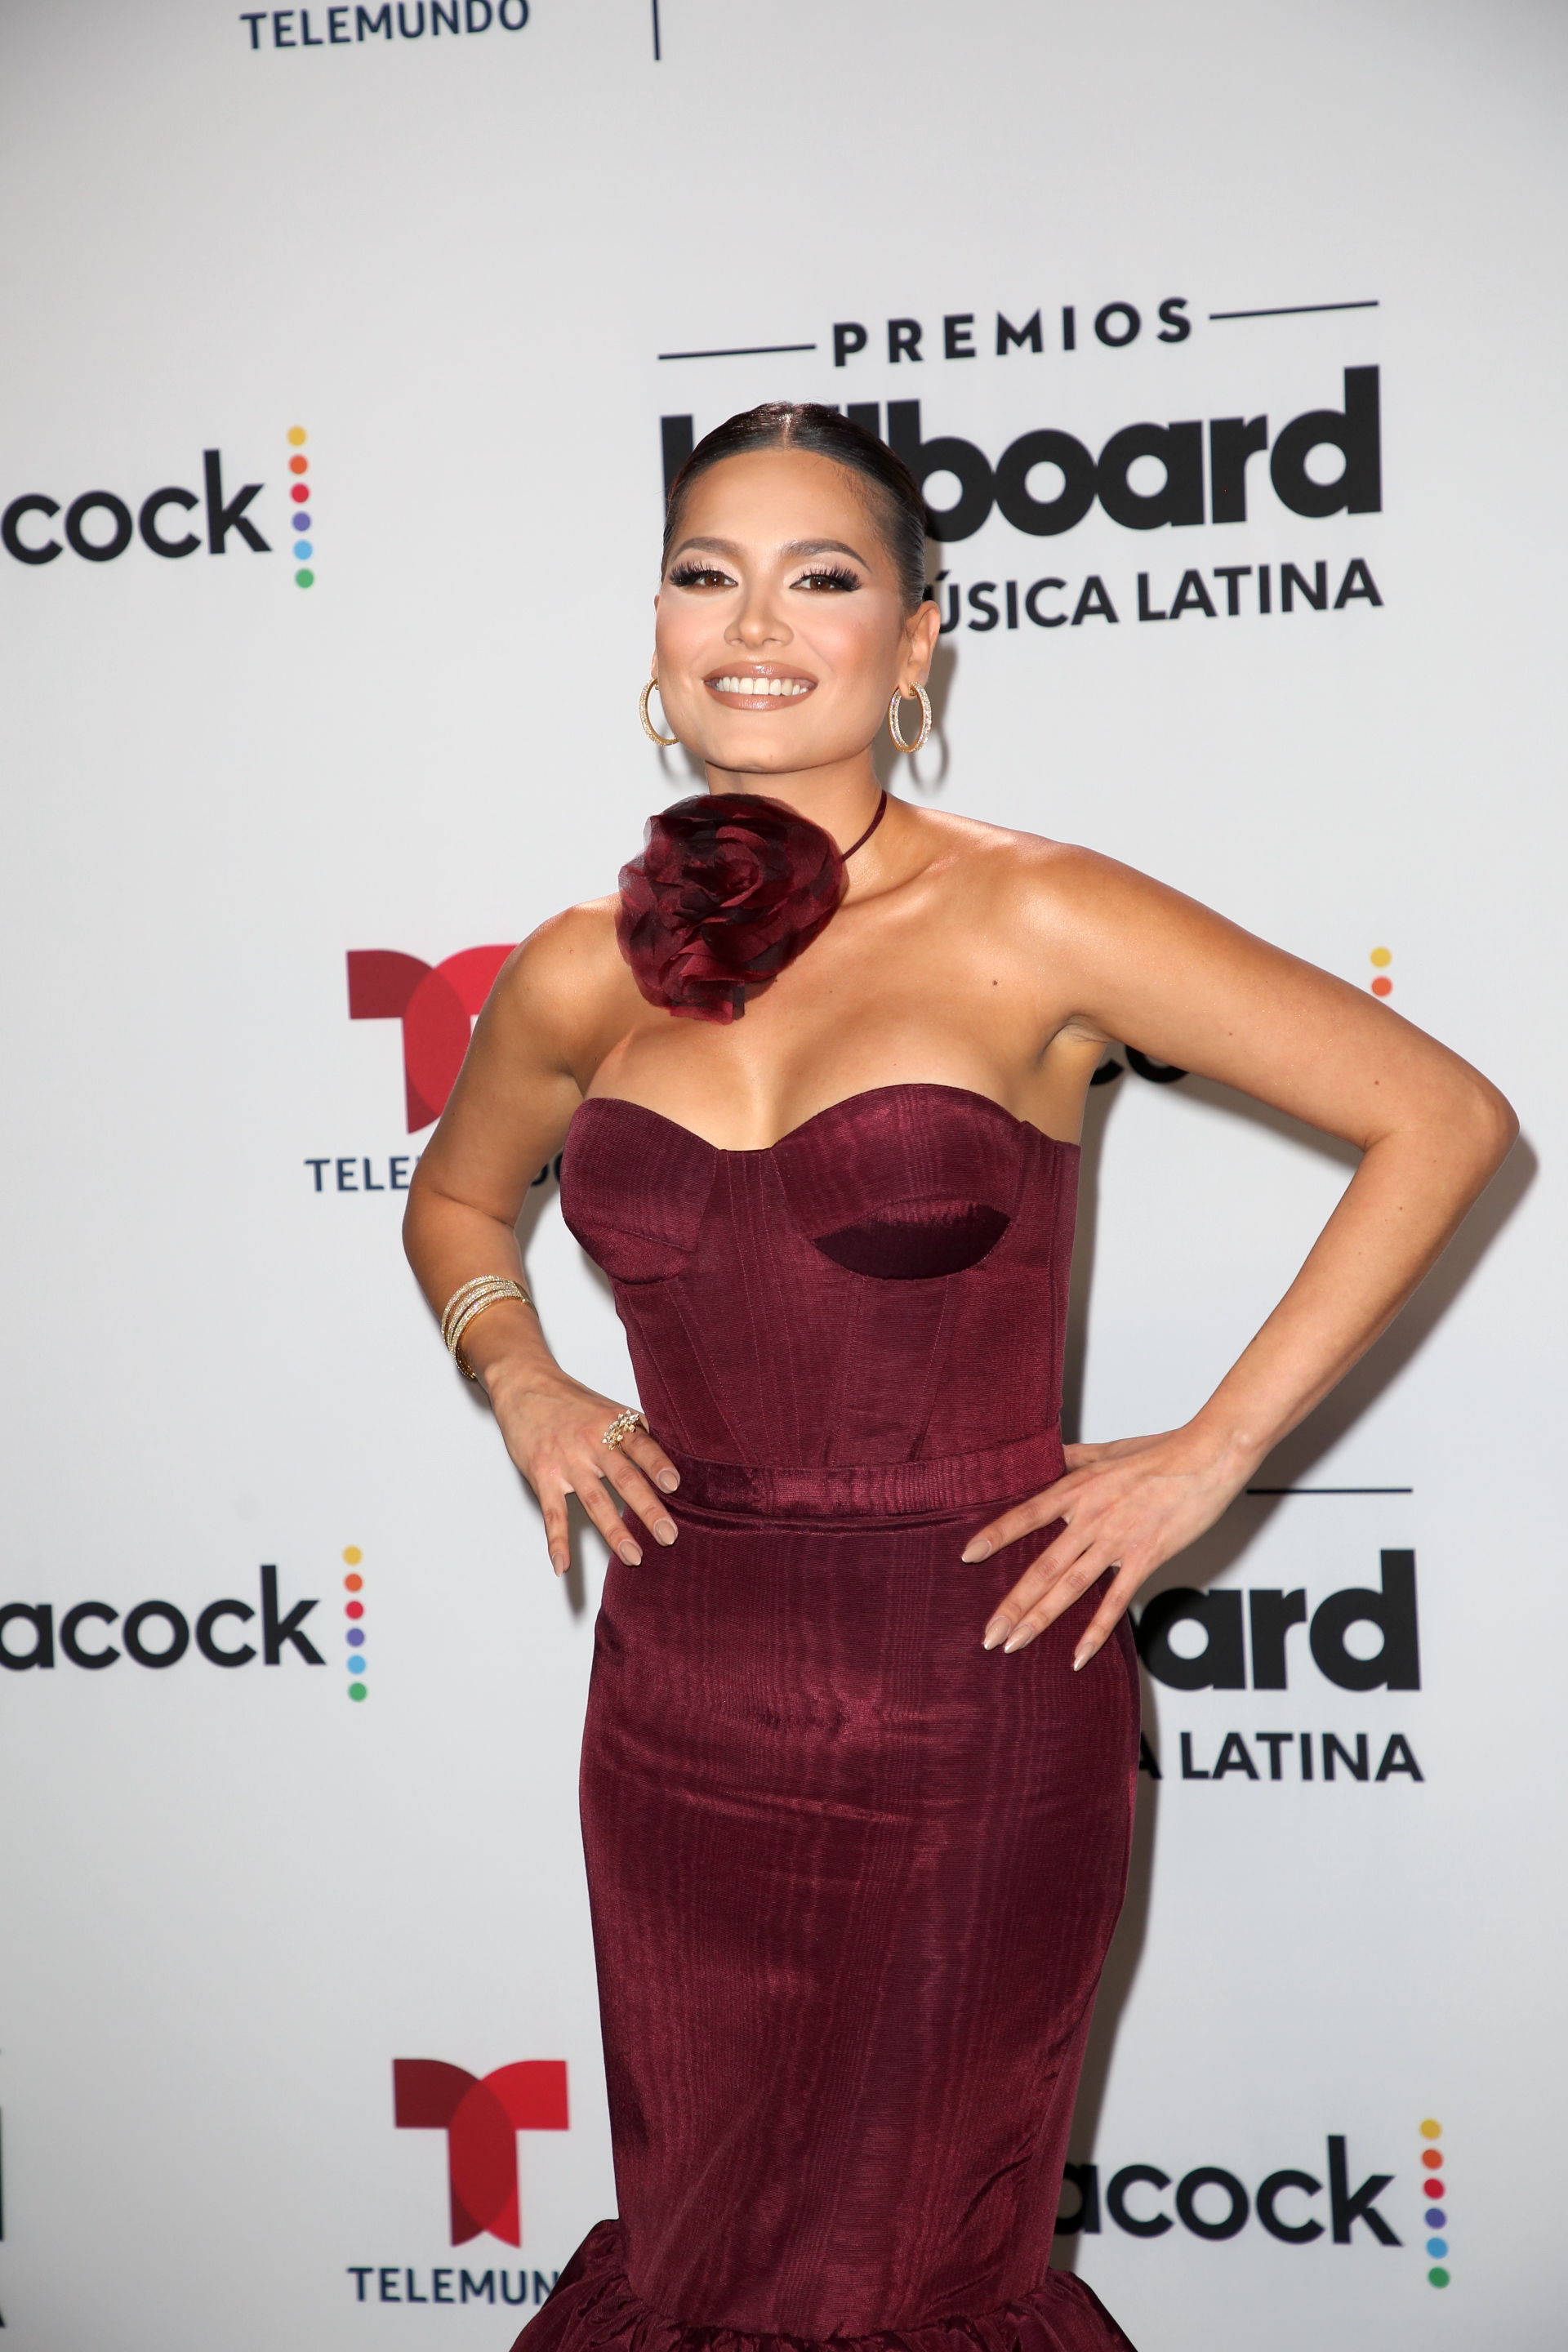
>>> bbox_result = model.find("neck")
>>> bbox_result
[702,747,884,855]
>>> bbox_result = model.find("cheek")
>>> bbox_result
[800,602,898,684]
[654,603,710,669]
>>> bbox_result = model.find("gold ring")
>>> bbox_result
[602,1408,648,1450]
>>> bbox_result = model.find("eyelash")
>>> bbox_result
[666,564,862,593]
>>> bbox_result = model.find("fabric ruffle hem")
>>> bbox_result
[513,2224,1136,2352]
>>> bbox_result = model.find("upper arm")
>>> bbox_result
[1036,849,1514,1154]
[409,899,630,1227]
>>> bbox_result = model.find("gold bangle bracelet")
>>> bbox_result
[441,1273,528,1352]
[440,1274,532,1348]
[441,1277,535,1379]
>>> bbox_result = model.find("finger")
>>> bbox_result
[540,1486,572,1578]
[600,1454,679,1547]
[984,1538,1116,1652]
[617,1425,680,1494]
[1003,1557,1112,1652]
[1072,1571,1142,1671]
[980,1547,1082,1650]
[568,1462,646,1566]
[980,1536,1085,1647]
[960,1483,1079,1564]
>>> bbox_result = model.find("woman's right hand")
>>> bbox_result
[483,1361,680,1575]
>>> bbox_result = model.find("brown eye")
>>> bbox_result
[796,568,860,592]
[670,564,734,590]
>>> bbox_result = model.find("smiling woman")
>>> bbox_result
[401,404,1514,2352]
[645,405,938,813]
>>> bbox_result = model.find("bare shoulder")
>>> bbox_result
[907,805,1201,940]
[498,894,623,993]
[479,894,640,1070]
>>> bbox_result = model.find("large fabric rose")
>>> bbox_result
[616,793,846,1022]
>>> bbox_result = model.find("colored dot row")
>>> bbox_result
[1370,944,1392,998]
[344,1544,366,1700]
[1419,2117,1449,2287]
[287,425,314,588]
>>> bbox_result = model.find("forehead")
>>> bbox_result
[674,446,890,559]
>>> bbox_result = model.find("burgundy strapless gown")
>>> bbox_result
[517,1084,1139,2352]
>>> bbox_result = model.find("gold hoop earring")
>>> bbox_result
[888,683,933,755]
[640,670,678,748]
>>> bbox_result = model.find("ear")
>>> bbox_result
[903,595,942,684]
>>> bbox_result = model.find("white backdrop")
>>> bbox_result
[0,2,1562,2347]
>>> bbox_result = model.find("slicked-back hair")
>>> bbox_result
[662,403,929,612]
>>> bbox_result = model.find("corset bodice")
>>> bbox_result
[559,1084,1078,1470]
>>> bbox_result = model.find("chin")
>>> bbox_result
[709,736,811,773]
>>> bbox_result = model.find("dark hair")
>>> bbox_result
[662,403,929,611]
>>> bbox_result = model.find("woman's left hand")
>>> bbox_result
[961,1428,1252,1671]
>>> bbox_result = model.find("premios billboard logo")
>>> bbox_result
[662,360,1384,639]
[1134,1547,1426,1789]
[2,425,318,587]
[1138,1549,1419,1695]
[666,368,1381,542]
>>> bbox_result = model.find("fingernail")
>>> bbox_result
[982,1617,1009,1650]
[1003,1625,1035,1655]
[961,1539,992,1564]
[1073,1645,1094,1673]
[551,1551,568,1577]
[654,1518,677,1545]
[618,1541,642,1566]
[657,1468,679,1492]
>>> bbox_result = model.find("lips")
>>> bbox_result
[705,670,815,705]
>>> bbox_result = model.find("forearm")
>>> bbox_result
[1185,1107,1515,1480]
[402,1176,568,1396]
[402,1143,676,1580]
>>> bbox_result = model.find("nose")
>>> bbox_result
[725,581,791,652]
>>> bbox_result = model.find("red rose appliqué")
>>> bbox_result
[616,794,846,1023]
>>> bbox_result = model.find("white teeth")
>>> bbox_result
[713,675,809,696]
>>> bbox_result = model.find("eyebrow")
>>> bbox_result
[668,534,873,567]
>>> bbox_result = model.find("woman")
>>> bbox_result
[403,404,1513,2352]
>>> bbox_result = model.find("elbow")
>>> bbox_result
[1464,1075,1519,1179]
[401,1164,432,1267]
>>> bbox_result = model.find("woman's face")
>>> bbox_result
[653,448,938,778]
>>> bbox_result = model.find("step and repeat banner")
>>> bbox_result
[0,3,1561,2347]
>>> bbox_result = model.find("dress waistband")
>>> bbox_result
[657,1424,1065,1524]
